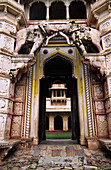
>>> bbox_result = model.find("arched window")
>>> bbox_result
[69,1,86,19]
[49,1,66,19]
[30,2,46,20]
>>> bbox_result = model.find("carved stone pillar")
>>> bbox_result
[63,115,68,131]
[25,67,33,138]
[49,115,54,131]
[84,64,93,137]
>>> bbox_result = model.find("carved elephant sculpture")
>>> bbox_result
[71,26,102,55]
[14,25,44,55]
[14,22,102,56]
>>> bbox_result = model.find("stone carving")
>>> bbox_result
[71,26,102,55]
[14,25,44,55]
[14,22,102,55]
[11,116,21,137]
[93,84,103,99]
[97,115,108,137]
[95,101,105,113]
[0,55,11,74]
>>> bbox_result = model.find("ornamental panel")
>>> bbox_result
[95,101,105,113]
[15,86,25,101]
[96,115,108,137]
[11,116,21,137]
[102,33,111,49]
[14,103,23,115]
[93,84,103,99]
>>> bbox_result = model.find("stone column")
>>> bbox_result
[49,115,54,131]
[63,115,68,131]
[0,11,16,140]
[0,2,26,140]
[46,5,50,20]
[66,5,70,20]
[84,64,93,137]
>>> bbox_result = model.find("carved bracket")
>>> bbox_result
[10,54,36,81]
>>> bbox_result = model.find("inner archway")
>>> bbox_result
[39,54,79,143]
[54,115,63,130]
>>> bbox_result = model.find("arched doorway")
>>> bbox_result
[30,2,46,20]
[69,1,86,19]
[39,54,80,143]
[49,1,66,19]
[54,115,63,130]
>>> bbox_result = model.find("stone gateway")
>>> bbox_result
[0,0,111,155]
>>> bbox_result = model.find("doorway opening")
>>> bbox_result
[39,54,79,143]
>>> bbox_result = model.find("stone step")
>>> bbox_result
[38,156,87,167]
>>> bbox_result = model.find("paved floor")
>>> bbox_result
[0,140,111,169]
